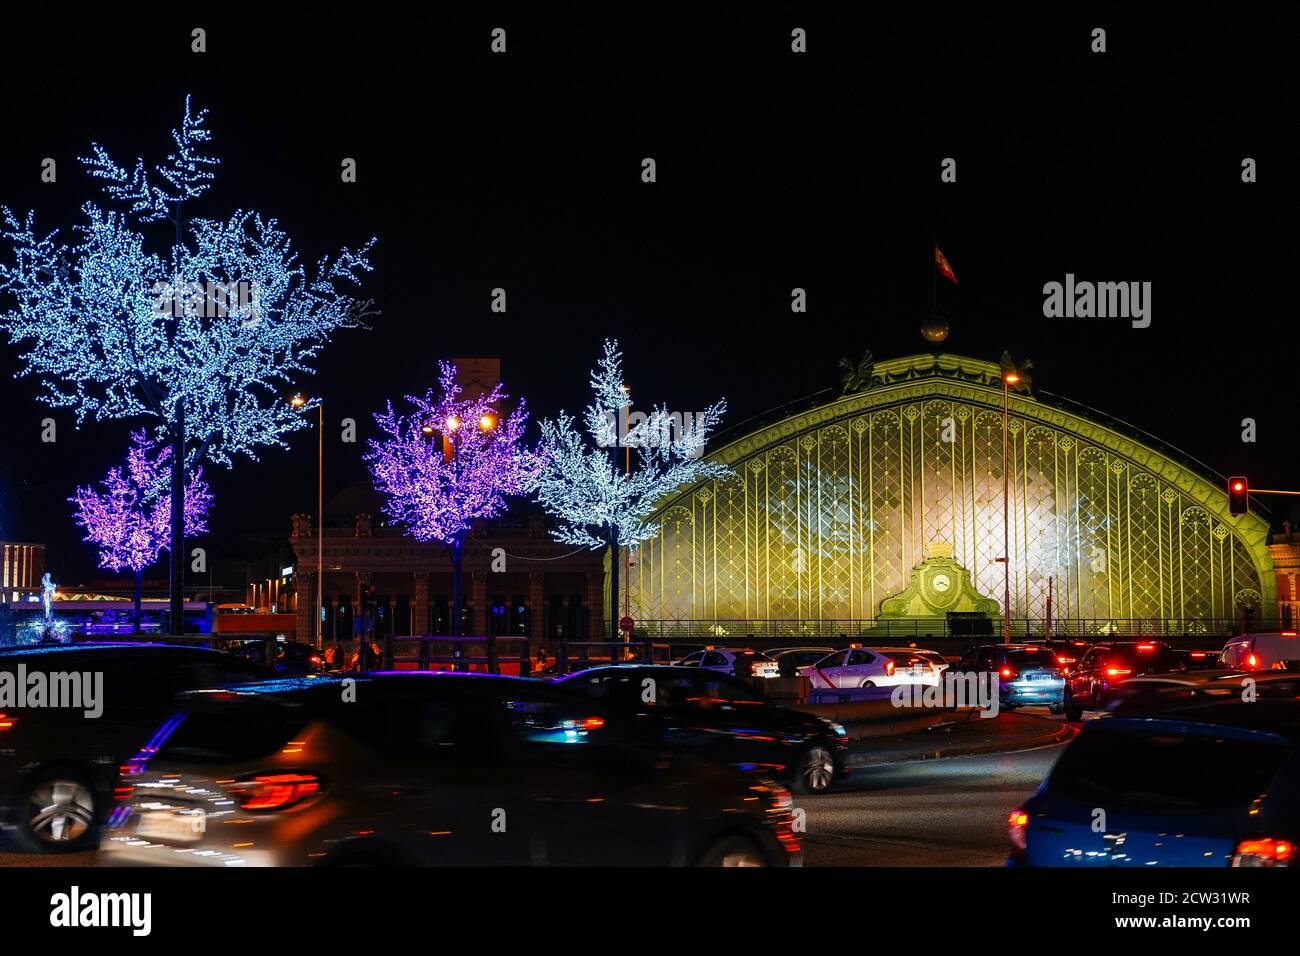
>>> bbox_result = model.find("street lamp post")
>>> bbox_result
[291,394,324,649]
[1001,371,1020,643]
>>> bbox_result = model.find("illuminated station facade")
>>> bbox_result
[285,353,1295,646]
[626,354,1287,640]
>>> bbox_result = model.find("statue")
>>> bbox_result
[837,349,875,395]
[40,572,56,624]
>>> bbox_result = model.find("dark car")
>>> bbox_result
[0,643,271,852]
[766,647,835,679]
[952,644,1066,713]
[1062,640,1183,719]
[552,664,849,793]
[1108,670,1300,716]
[103,672,799,867]
[273,641,324,676]
[1009,699,1300,867]
[1172,648,1222,671]
[1032,639,1093,675]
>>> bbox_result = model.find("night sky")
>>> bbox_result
[0,8,1296,587]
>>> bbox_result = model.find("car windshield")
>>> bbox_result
[1049,727,1290,811]
[1005,650,1058,668]
[1109,646,1181,672]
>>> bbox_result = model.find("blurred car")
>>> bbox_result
[0,643,270,852]
[1009,698,1300,866]
[1107,670,1300,715]
[1062,640,1183,719]
[104,672,800,867]
[766,646,835,679]
[674,647,780,679]
[798,645,943,689]
[274,641,324,676]
[952,644,1065,712]
[1219,632,1300,672]
[552,664,849,793]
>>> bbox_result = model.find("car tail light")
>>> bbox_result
[0,713,14,731]
[1008,809,1029,852]
[229,773,321,811]
[575,716,605,731]
[1137,644,1157,651]
[1232,838,1293,867]
[1248,654,1259,669]
[1000,667,1017,679]
[885,660,895,677]
[1106,667,1131,677]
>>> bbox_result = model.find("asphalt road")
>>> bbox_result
[801,738,1068,866]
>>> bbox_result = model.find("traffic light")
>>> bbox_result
[1228,477,1249,516]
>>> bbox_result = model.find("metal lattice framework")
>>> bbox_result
[627,354,1274,632]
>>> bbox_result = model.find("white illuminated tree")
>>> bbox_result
[0,96,377,631]
[531,339,729,640]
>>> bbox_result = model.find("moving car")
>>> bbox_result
[1107,670,1300,715]
[1172,648,1221,670]
[798,645,943,689]
[952,644,1065,712]
[552,664,850,793]
[104,672,800,867]
[1219,632,1300,672]
[766,646,835,679]
[273,641,325,676]
[674,647,780,679]
[0,643,270,852]
[1062,640,1183,719]
[1009,698,1300,866]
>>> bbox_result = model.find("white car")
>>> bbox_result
[1219,632,1300,671]
[674,647,781,679]
[797,646,943,689]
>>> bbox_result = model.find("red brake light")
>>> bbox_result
[1232,838,1293,867]
[0,713,14,731]
[1137,644,1156,651]
[1008,809,1029,851]
[1106,667,1132,677]
[230,773,320,811]
[885,661,895,676]
[1000,667,1016,678]
[576,716,605,731]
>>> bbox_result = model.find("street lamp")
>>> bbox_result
[290,393,323,649]
[1001,370,1020,643]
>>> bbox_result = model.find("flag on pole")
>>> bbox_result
[934,244,958,285]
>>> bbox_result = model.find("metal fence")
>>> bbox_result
[623,618,1293,641]
[317,635,673,677]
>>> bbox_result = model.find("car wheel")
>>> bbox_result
[1049,704,1065,715]
[792,744,836,794]
[860,680,876,688]
[1063,688,1083,721]
[696,835,767,867]
[16,771,96,853]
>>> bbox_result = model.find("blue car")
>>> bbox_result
[1009,699,1299,867]
[953,644,1066,713]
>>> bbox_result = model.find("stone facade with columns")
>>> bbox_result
[289,482,604,647]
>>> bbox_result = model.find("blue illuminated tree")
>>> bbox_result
[0,96,377,632]
[531,339,729,641]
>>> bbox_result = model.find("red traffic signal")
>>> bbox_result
[1228,477,1249,516]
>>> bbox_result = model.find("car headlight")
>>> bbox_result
[821,719,847,737]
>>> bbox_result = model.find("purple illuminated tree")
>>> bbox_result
[70,430,213,632]
[365,362,532,635]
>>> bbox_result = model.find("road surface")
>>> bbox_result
[801,739,1067,866]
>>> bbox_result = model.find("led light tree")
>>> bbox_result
[365,362,532,636]
[70,430,213,632]
[0,95,376,633]
[531,339,729,641]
